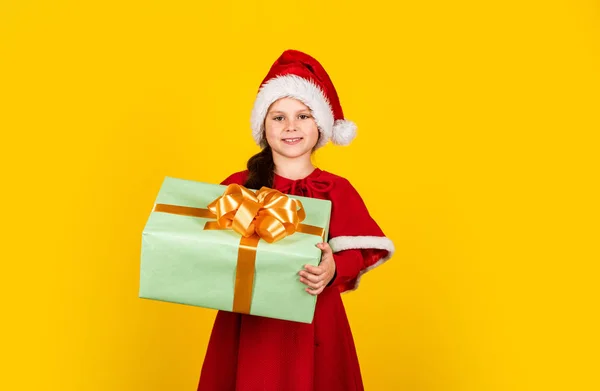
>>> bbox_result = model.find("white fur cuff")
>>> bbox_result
[328,235,395,291]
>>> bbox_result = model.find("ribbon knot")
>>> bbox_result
[281,177,334,197]
[206,184,307,244]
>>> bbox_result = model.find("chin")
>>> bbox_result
[274,144,313,159]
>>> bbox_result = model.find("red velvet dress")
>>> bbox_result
[197,168,394,391]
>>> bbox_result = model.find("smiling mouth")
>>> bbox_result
[281,137,303,145]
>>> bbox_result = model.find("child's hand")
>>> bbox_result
[298,242,336,296]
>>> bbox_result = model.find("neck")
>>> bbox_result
[272,151,315,180]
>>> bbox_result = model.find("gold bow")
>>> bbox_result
[204,184,307,243]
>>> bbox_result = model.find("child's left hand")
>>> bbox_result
[299,242,336,296]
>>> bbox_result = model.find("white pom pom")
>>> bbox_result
[331,119,357,146]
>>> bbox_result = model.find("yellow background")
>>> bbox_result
[1,1,599,390]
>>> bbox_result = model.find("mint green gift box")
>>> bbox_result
[139,176,331,324]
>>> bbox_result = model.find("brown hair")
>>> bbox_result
[244,143,275,189]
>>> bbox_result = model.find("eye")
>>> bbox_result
[273,116,284,121]
[299,114,311,120]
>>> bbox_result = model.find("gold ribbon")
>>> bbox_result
[154,184,324,314]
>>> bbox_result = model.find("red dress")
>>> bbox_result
[197,168,395,391]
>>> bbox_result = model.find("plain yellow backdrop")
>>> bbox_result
[1,1,599,390]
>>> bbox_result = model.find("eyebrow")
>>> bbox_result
[268,110,311,115]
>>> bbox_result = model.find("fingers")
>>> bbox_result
[299,270,323,283]
[299,275,325,289]
[303,264,324,275]
[316,243,334,268]
[305,286,325,296]
[299,268,326,289]
[298,242,334,296]
[316,242,333,255]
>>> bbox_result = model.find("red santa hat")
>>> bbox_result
[250,49,357,149]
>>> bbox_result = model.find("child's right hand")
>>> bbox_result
[298,242,336,295]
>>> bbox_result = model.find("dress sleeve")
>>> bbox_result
[220,171,247,186]
[326,178,395,292]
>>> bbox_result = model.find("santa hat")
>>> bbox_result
[250,49,357,149]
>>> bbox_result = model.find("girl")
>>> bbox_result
[198,50,395,391]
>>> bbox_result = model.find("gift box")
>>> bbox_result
[139,176,331,323]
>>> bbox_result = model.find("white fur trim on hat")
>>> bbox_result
[328,235,395,291]
[251,75,334,149]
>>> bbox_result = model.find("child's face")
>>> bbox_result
[264,98,319,160]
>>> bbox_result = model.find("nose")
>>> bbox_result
[284,118,298,132]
